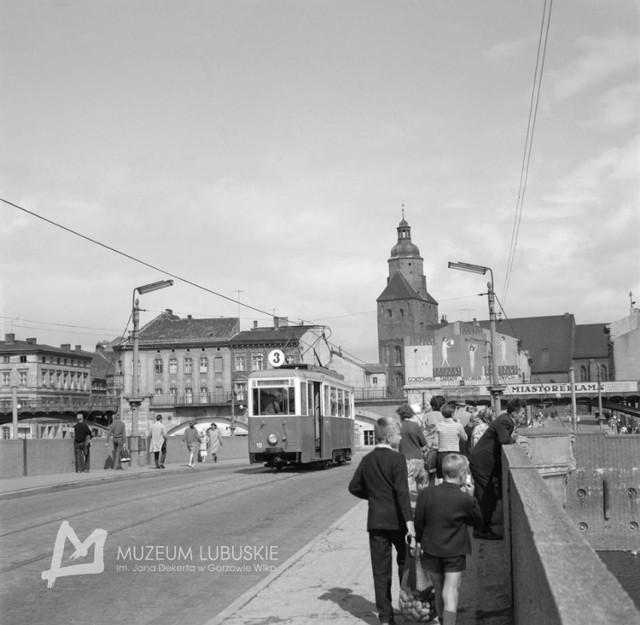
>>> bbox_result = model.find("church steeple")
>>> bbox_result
[388,210,426,297]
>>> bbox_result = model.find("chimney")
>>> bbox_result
[165,309,173,315]
[75,345,82,352]
[4,333,15,344]
[253,320,258,329]
[274,316,279,329]
[61,344,71,351]
[187,315,192,320]
[279,317,289,327]
[26,338,37,345]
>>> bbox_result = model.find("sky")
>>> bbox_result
[1,0,639,364]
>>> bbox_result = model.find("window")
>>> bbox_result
[214,357,223,373]
[169,387,177,399]
[199,357,208,373]
[155,384,163,395]
[252,354,264,371]
[388,309,392,318]
[364,430,374,446]
[234,382,246,402]
[185,387,193,404]
[169,358,178,374]
[400,308,404,317]
[372,376,378,385]
[394,346,402,366]
[200,386,208,402]
[41,356,46,363]
[1,372,10,386]
[600,365,608,382]
[579,365,588,382]
[235,356,245,371]
[41,370,48,387]
[19,371,27,386]
[184,358,192,374]
[154,359,163,374]
[20,355,27,363]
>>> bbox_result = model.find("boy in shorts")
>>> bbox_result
[414,454,481,625]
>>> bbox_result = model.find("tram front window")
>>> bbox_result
[253,387,296,415]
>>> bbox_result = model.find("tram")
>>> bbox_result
[247,364,355,469]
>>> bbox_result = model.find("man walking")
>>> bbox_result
[349,416,415,625]
[73,414,93,473]
[105,414,127,470]
[150,415,167,468]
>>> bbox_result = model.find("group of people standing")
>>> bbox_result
[349,397,527,625]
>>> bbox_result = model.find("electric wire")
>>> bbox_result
[502,0,554,304]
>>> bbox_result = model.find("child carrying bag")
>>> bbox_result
[399,538,438,623]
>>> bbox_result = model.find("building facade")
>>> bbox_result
[0,334,95,438]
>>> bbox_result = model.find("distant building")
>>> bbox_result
[607,307,640,381]
[113,310,240,433]
[0,333,94,439]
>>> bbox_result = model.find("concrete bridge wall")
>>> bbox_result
[0,436,249,477]
[503,443,640,625]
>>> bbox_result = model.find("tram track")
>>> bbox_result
[0,470,303,574]
[0,466,267,536]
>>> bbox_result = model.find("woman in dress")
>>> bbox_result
[207,423,223,463]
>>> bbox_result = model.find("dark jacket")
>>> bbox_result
[348,447,413,532]
[399,420,427,460]
[468,412,515,478]
[73,422,92,444]
[414,481,482,557]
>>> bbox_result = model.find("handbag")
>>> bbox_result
[423,446,437,473]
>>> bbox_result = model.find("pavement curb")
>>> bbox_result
[203,500,367,625]
[0,460,249,501]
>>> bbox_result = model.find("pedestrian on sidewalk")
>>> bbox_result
[414,453,481,625]
[105,414,127,470]
[424,395,446,479]
[435,403,467,485]
[468,398,527,540]
[397,404,428,499]
[73,414,93,473]
[182,421,202,467]
[348,416,415,625]
[199,430,209,463]
[206,423,223,463]
[150,415,167,469]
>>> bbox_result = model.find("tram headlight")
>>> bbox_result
[267,433,278,445]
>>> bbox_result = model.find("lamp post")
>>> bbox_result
[448,262,503,416]
[590,360,604,428]
[128,279,173,464]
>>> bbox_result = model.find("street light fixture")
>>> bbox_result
[448,261,503,416]
[128,279,173,464]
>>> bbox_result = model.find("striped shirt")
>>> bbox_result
[436,419,467,452]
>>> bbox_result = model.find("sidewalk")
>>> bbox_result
[207,502,513,625]
[0,459,245,500]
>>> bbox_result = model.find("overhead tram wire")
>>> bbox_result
[1,197,325,330]
[502,0,554,304]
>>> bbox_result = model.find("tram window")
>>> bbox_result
[300,382,307,415]
[338,389,344,417]
[330,387,337,416]
[254,386,296,415]
[345,391,351,417]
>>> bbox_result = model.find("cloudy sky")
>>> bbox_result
[1,0,639,363]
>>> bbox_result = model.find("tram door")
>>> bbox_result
[309,382,322,451]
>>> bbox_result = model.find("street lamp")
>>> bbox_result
[448,261,503,416]
[129,279,173,463]
[590,360,604,429]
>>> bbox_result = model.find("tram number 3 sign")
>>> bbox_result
[268,349,285,368]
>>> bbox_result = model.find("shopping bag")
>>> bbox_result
[398,543,438,623]
[120,444,131,463]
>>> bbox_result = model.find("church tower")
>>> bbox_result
[377,213,439,396]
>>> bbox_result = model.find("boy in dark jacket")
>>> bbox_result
[414,453,481,625]
[349,416,415,625]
